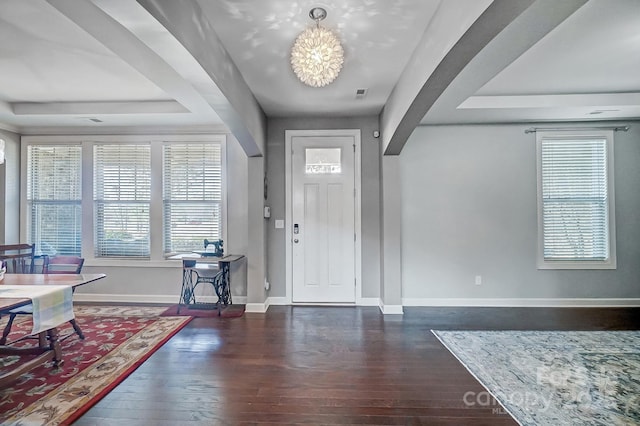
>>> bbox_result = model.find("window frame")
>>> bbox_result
[21,134,226,267]
[24,143,83,257]
[162,141,225,255]
[93,142,152,259]
[536,130,616,270]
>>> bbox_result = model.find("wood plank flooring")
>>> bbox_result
[74,306,640,425]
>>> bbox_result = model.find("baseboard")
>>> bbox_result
[262,297,381,307]
[402,297,640,308]
[232,296,248,304]
[73,293,177,304]
[74,294,639,309]
[73,293,247,305]
[266,297,288,306]
[245,302,269,313]
[379,301,404,315]
[357,297,381,306]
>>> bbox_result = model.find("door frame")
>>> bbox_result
[285,129,362,305]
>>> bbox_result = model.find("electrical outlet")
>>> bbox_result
[475,275,482,286]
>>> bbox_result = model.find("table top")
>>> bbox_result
[168,253,244,263]
[0,273,106,287]
[0,297,31,311]
[0,273,105,313]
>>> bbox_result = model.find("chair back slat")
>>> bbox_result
[43,255,84,274]
[0,244,35,274]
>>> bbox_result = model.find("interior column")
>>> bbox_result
[380,155,403,314]
[246,156,268,312]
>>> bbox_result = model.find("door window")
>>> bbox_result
[305,148,341,174]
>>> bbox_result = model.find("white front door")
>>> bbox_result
[290,133,357,303]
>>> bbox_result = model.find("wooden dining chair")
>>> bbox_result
[0,244,35,274]
[43,255,85,274]
[42,255,86,339]
[0,254,87,344]
[0,244,36,345]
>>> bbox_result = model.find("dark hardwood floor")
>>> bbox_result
[74,306,640,425]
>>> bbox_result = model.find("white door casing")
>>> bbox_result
[285,130,361,304]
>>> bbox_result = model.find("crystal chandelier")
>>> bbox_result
[290,7,344,88]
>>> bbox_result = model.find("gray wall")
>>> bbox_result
[0,129,20,244]
[266,116,382,299]
[400,123,640,300]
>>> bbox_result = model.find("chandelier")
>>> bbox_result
[290,7,344,88]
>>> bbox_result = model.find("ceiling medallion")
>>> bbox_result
[290,7,344,88]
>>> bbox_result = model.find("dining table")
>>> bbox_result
[0,273,105,388]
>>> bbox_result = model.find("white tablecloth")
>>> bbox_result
[0,285,74,335]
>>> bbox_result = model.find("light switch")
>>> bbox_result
[275,219,284,229]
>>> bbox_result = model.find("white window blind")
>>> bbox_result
[539,135,611,263]
[27,145,82,256]
[94,144,151,258]
[163,143,222,253]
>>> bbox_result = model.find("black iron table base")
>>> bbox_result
[179,262,231,314]
[174,255,244,315]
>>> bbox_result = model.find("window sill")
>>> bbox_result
[84,258,182,268]
[537,259,617,270]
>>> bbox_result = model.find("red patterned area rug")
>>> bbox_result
[161,303,245,318]
[0,306,191,425]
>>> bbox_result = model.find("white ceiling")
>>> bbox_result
[0,1,165,102]
[0,0,638,135]
[196,0,440,117]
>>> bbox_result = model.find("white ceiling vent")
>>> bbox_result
[355,88,368,99]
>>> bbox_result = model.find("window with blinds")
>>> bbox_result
[537,131,616,269]
[94,144,151,258]
[163,143,222,253]
[27,145,82,256]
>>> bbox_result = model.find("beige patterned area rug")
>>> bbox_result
[433,330,640,426]
[0,306,191,425]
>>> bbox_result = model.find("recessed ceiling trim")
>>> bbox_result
[459,92,640,110]
[13,101,188,115]
[18,123,230,136]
